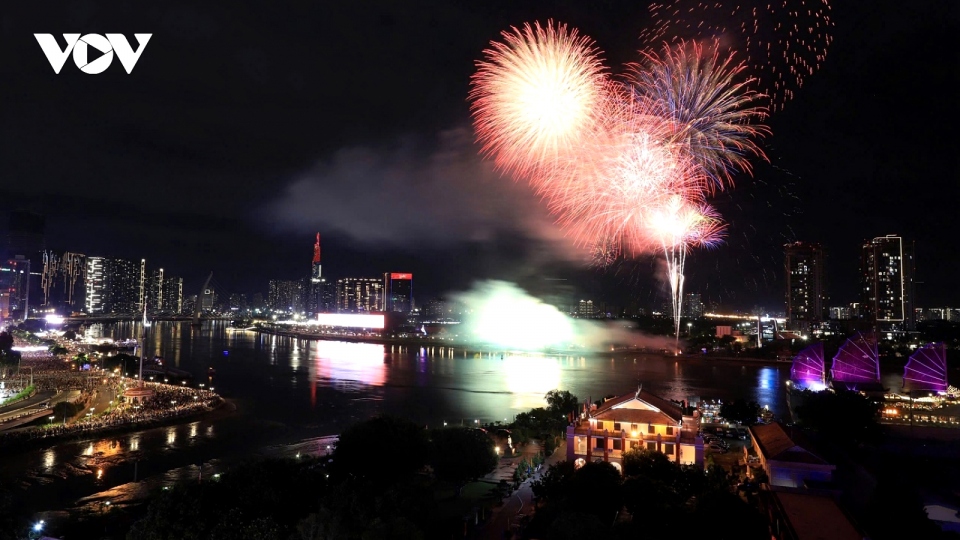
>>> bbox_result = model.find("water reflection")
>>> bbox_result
[43,449,55,471]
[503,355,562,410]
[165,427,176,446]
[312,341,386,388]
[129,433,140,452]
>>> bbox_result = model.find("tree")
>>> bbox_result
[566,461,622,521]
[331,415,430,485]
[62,330,78,341]
[429,427,498,496]
[794,389,881,446]
[545,389,579,417]
[719,400,762,425]
[0,332,12,354]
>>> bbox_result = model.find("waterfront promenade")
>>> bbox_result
[0,335,223,448]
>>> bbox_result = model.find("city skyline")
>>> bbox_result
[1,0,957,310]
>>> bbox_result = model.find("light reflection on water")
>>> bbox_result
[11,321,826,530]
[503,355,562,411]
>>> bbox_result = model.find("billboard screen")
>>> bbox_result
[390,273,412,280]
[315,313,385,329]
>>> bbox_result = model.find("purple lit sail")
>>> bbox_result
[830,331,880,384]
[903,342,948,393]
[790,342,825,389]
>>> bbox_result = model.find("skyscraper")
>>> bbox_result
[268,280,304,313]
[861,235,915,334]
[307,233,329,315]
[784,242,826,332]
[84,257,144,314]
[336,278,383,313]
[682,293,704,318]
[0,256,31,321]
[40,251,86,313]
[383,272,413,313]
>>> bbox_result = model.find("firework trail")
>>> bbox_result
[469,20,609,181]
[628,40,770,190]
[647,198,725,348]
[639,0,834,111]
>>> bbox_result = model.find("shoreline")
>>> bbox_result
[0,397,232,453]
[252,327,791,365]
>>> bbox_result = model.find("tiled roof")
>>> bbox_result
[750,423,829,465]
[592,389,684,424]
[593,408,677,426]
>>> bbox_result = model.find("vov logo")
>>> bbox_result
[34,34,152,74]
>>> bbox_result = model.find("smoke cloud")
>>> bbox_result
[265,127,578,256]
[451,280,681,353]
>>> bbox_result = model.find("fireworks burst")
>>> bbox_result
[469,18,774,349]
[628,40,770,190]
[469,20,608,180]
[640,0,834,111]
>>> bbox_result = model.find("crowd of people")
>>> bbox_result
[0,333,223,446]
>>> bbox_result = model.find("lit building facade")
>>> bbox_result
[84,257,144,314]
[268,280,304,313]
[860,235,915,334]
[784,242,826,333]
[336,278,383,313]
[578,299,596,318]
[40,251,86,314]
[683,293,704,318]
[0,256,31,322]
[162,276,183,314]
[383,272,413,313]
[566,389,704,471]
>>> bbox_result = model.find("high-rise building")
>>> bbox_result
[141,268,183,314]
[784,242,827,332]
[162,276,183,314]
[336,278,383,313]
[268,280,304,313]
[682,293,704,318]
[229,293,248,312]
[85,257,106,314]
[40,251,86,313]
[383,272,413,313]
[84,257,144,314]
[861,235,915,334]
[0,256,31,322]
[578,299,595,318]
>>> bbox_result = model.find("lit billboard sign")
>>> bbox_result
[315,313,385,329]
[390,273,412,280]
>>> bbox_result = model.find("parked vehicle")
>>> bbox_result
[707,443,727,453]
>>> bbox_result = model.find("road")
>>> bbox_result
[474,443,567,539]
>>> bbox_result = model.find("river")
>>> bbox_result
[4,320,805,530]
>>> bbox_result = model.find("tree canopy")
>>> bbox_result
[429,427,498,494]
[794,389,881,446]
[331,415,430,485]
[719,399,762,425]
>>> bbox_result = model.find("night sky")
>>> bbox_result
[1,1,957,310]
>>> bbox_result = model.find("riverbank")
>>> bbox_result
[253,326,791,365]
[0,395,231,453]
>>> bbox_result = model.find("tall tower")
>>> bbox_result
[308,233,329,315]
[784,242,826,333]
[861,235,914,335]
[311,233,322,283]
